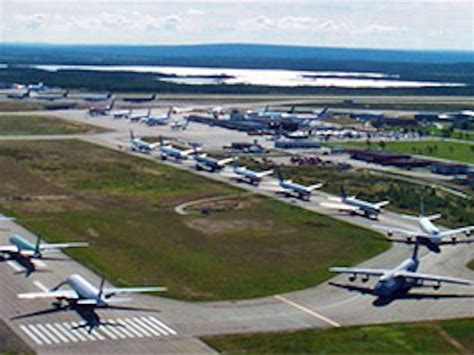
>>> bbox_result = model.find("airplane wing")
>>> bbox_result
[320,202,359,212]
[18,290,78,300]
[77,297,133,305]
[374,200,390,208]
[330,267,386,277]
[39,242,89,251]
[103,286,167,296]
[439,226,474,238]
[308,183,323,191]
[0,245,19,253]
[255,170,274,178]
[395,271,473,286]
[217,157,234,166]
[372,225,420,237]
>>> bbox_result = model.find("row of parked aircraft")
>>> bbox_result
[0,217,166,327]
[127,132,474,302]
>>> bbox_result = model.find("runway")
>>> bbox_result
[0,108,472,353]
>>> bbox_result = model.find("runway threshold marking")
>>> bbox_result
[274,295,340,327]
[6,260,23,272]
[33,280,49,292]
[19,316,178,346]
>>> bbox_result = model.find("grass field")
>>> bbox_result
[0,114,104,135]
[203,318,474,354]
[335,140,474,165]
[0,319,33,354]
[0,140,387,301]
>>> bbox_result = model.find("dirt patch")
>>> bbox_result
[188,195,258,214]
[140,167,165,177]
[185,217,273,235]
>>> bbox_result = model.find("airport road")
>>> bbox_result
[0,109,473,353]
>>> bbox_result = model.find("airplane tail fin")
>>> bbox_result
[151,93,156,100]
[147,108,152,117]
[276,168,284,182]
[289,105,296,114]
[340,185,347,199]
[318,107,329,119]
[419,197,425,217]
[167,107,174,118]
[34,235,41,257]
[98,276,106,299]
[412,240,420,262]
[129,130,134,140]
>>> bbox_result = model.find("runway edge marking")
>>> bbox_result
[274,295,340,327]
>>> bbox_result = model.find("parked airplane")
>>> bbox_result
[194,151,234,172]
[0,234,88,259]
[276,169,322,200]
[373,201,474,253]
[7,89,30,100]
[330,242,472,299]
[27,82,46,92]
[83,92,113,102]
[18,274,166,307]
[122,93,157,103]
[31,90,69,101]
[320,187,389,219]
[171,118,190,130]
[232,162,273,185]
[142,107,173,126]
[128,130,160,153]
[130,108,152,122]
[158,137,194,161]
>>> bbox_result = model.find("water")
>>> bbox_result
[32,64,465,89]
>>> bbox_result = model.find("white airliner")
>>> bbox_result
[18,274,166,307]
[0,234,88,259]
[158,138,194,161]
[232,163,273,185]
[330,242,472,299]
[276,169,322,200]
[374,211,474,253]
[320,187,389,219]
[194,152,234,172]
[129,130,160,153]
[141,107,174,126]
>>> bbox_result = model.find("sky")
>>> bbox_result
[0,0,472,50]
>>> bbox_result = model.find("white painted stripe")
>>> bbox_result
[115,319,139,338]
[112,319,136,338]
[91,328,106,340]
[33,280,49,292]
[53,323,79,343]
[133,318,161,336]
[140,316,168,336]
[97,324,118,340]
[66,322,88,342]
[72,322,97,341]
[104,322,127,339]
[27,324,52,345]
[36,324,60,344]
[274,295,340,327]
[147,316,177,335]
[33,259,47,269]
[6,260,23,272]
[44,323,69,343]
[20,324,43,345]
[122,318,152,337]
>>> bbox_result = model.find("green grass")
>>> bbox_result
[0,114,104,135]
[0,319,33,354]
[468,259,474,271]
[335,140,474,165]
[0,140,387,301]
[203,318,474,354]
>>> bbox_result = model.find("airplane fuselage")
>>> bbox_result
[344,197,380,216]
[67,274,103,303]
[280,180,312,199]
[8,235,36,254]
[373,258,419,297]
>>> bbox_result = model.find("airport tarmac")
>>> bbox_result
[0,108,473,353]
